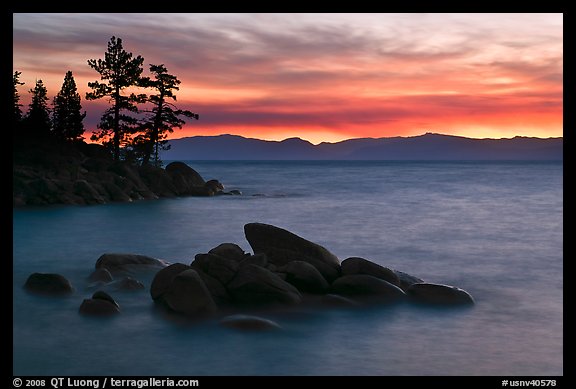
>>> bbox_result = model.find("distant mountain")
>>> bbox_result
[162,133,563,160]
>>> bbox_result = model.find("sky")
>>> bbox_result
[13,13,563,144]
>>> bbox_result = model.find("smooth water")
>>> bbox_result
[13,161,563,376]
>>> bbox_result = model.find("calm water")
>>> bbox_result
[13,161,563,375]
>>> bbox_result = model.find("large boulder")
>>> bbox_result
[24,273,74,295]
[277,261,329,294]
[195,269,230,306]
[228,264,302,306]
[330,274,406,302]
[191,253,239,285]
[150,263,192,301]
[165,162,205,195]
[163,269,218,315]
[208,243,247,262]
[341,257,400,286]
[220,314,281,331]
[244,223,341,282]
[95,253,168,275]
[407,283,475,305]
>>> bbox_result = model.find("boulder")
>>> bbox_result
[407,283,475,305]
[150,263,192,301]
[191,253,239,285]
[24,273,74,295]
[220,314,281,331]
[330,274,406,302]
[208,243,247,262]
[92,291,119,308]
[95,253,168,275]
[88,268,113,283]
[394,270,424,291]
[228,264,302,306]
[205,179,224,194]
[341,257,400,286]
[244,223,341,282]
[277,261,329,294]
[79,298,120,316]
[165,162,205,195]
[163,269,218,315]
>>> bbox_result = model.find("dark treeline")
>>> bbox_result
[13,36,198,167]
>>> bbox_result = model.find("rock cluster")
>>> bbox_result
[23,223,475,329]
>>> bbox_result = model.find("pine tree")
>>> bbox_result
[139,64,198,166]
[86,36,146,161]
[24,79,51,137]
[13,71,24,123]
[52,71,86,142]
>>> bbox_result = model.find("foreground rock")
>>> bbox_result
[95,253,168,275]
[244,223,341,282]
[394,270,424,291]
[220,314,281,331]
[79,291,121,316]
[407,283,475,305]
[24,273,74,295]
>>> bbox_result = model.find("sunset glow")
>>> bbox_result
[13,13,563,144]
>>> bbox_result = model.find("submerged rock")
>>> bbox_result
[244,223,341,282]
[24,273,74,295]
[407,283,475,305]
[88,268,114,283]
[114,276,145,291]
[220,314,281,331]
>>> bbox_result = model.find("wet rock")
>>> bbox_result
[24,273,74,295]
[407,283,475,305]
[330,274,406,302]
[239,254,268,268]
[277,261,329,294]
[341,257,400,286]
[220,314,281,331]
[244,223,341,282]
[165,162,205,195]
[91,291,119,308]
[228,264,302,306]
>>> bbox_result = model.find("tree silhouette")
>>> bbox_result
[86,36,145,161]
[24,79,51,137]
[13,71,25,124]
[52,71,86,142]
[138,64,198,166]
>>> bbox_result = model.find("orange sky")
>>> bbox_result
[13,13,563,144]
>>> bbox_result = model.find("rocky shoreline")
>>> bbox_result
[24,222,475,330]
[13,140,236,207]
